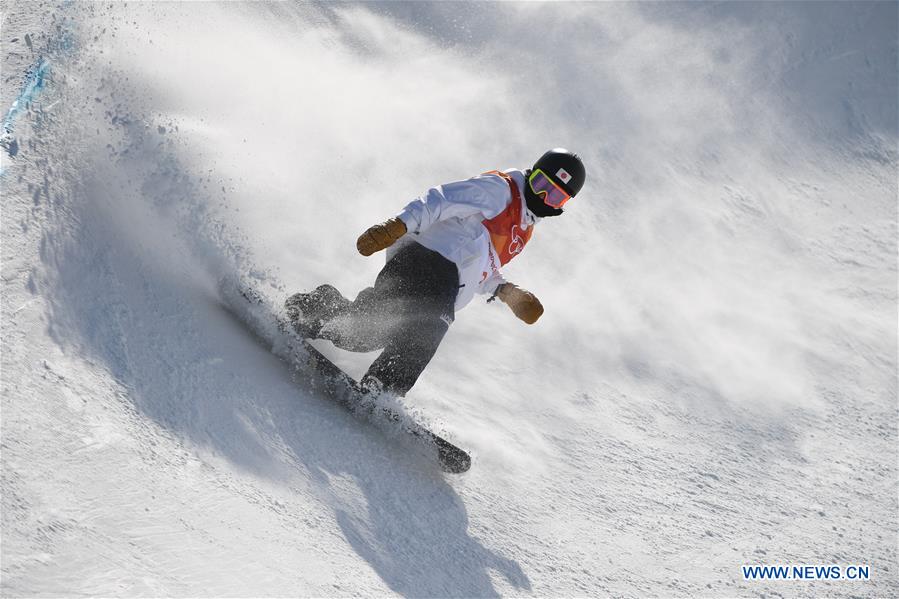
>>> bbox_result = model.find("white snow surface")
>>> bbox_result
[2,2,897,597]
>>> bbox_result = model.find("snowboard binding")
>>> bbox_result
[284,284,350,339]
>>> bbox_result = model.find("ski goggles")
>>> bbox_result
[528,168,572,208]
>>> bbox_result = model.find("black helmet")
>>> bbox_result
[533,148,586,196]
[524,148,586,217]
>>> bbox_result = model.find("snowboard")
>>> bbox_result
[222,282,471,474]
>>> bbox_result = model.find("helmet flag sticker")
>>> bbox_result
[556,168,572,184]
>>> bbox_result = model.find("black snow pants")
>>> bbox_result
[300,242,459,396]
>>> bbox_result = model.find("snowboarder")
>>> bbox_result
[286,148,586,397]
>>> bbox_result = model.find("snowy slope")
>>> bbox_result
[2,1,896,596]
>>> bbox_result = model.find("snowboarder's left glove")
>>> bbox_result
[356,217,407,256]
[496,283,544,324]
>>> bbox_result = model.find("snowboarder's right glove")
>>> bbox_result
[496,283,544,324]
[356,217,407,256]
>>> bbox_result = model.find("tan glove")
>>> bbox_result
[356,217,407,256]
[496,283,544,324]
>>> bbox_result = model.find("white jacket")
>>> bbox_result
[392,168,538,311]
